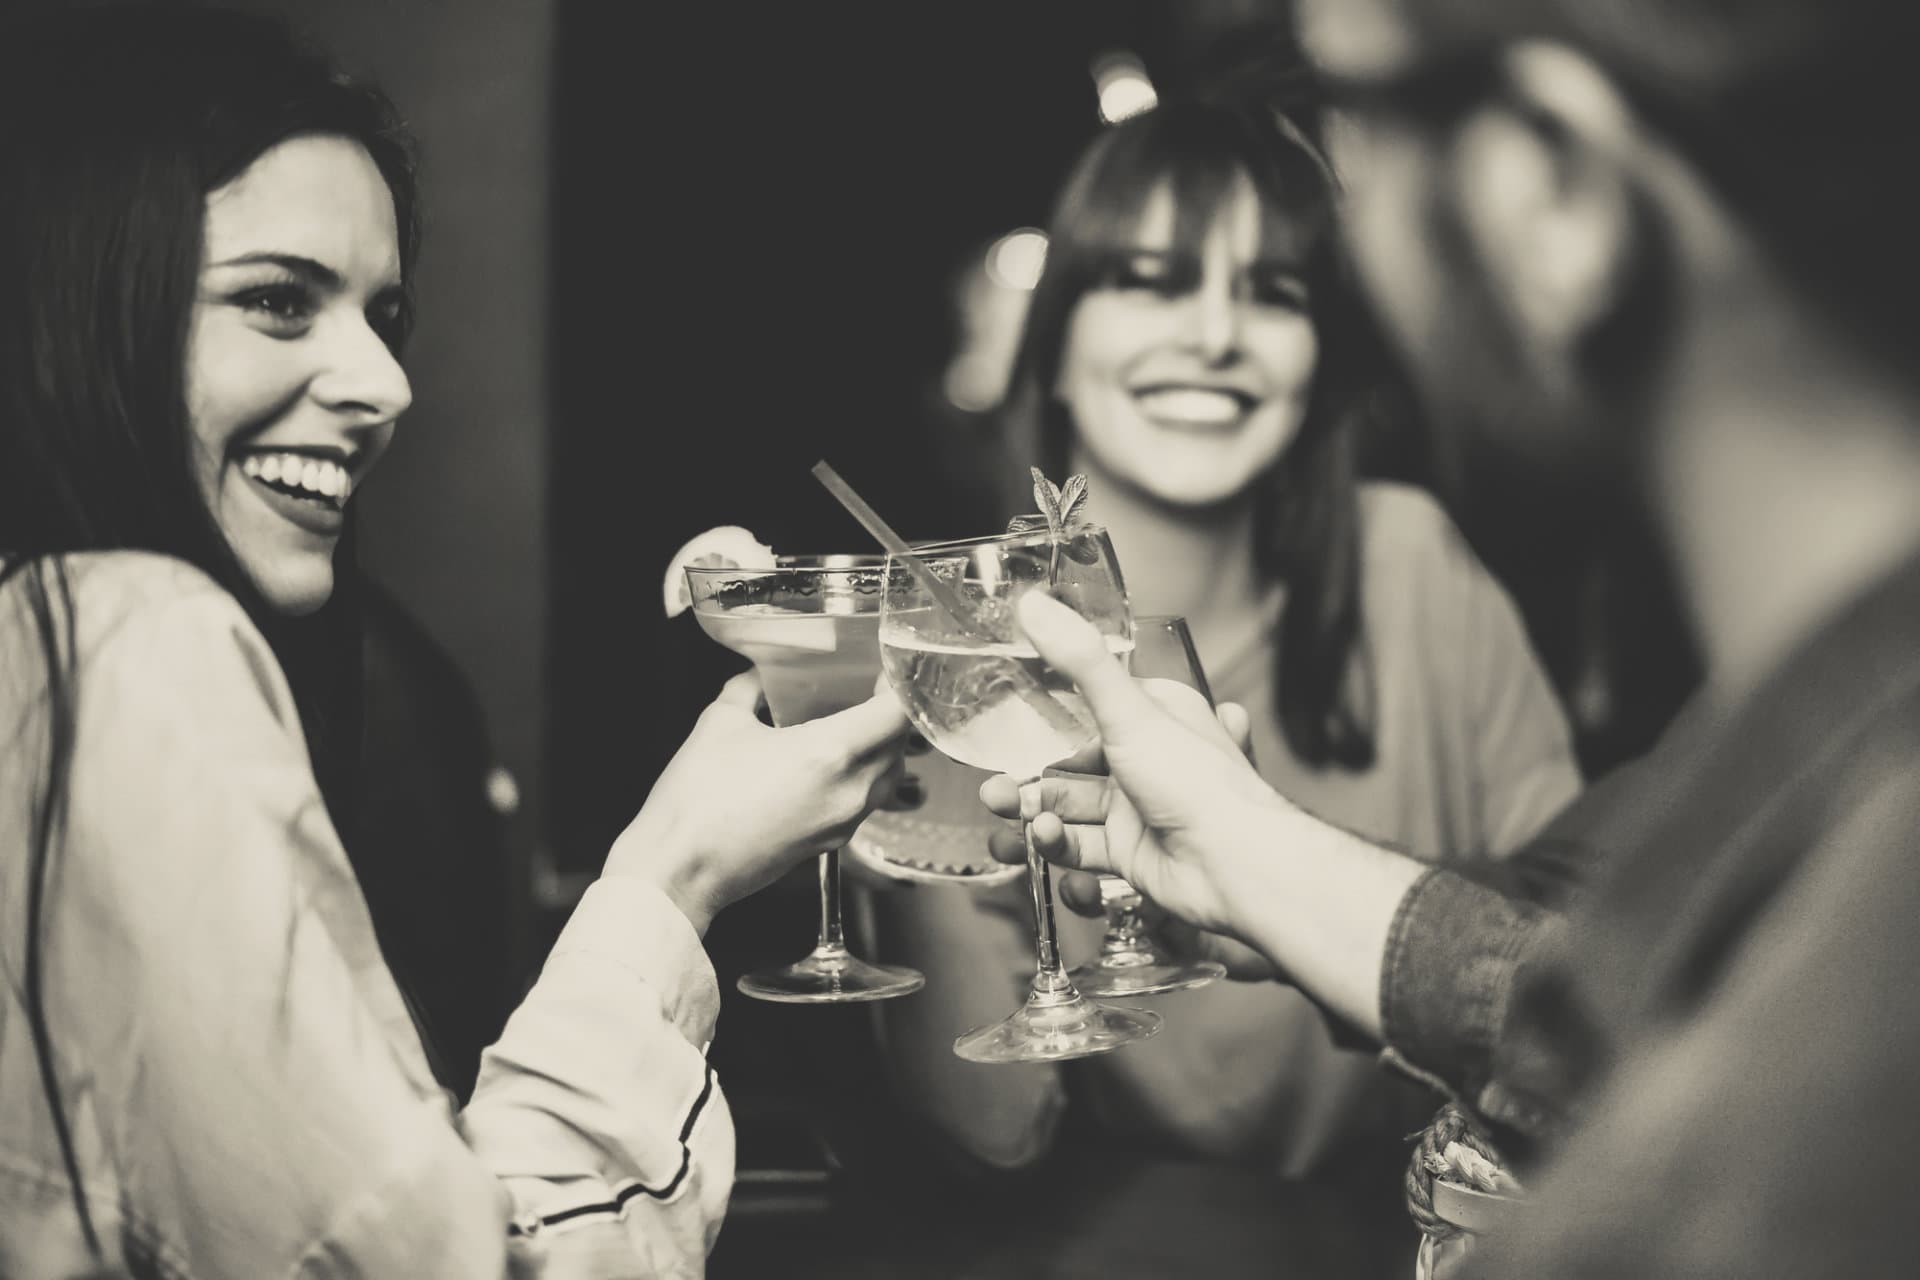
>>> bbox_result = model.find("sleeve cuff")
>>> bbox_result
[1380,867,1539,1098]
[546,877,721,1051]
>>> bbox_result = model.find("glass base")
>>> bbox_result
[737,948,925,1004]
[1068,954,1226,999]
[953,991,1161,1064]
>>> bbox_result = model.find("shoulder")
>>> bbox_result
[4,549,248,653]
[1357,478,1454,532]
[2,550,290,726]
[1353,480,1486,611]
[1356,481,1472,571]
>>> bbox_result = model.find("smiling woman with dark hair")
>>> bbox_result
[0,7,909,1276]
[874,97,1581,1183]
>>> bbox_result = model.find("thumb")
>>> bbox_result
[712,670,764,712]
[1016,592,1160,743]
[808,684,911,754]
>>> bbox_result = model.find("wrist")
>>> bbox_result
[607,813,719,938]
[1231,794,1420,1041]
[1215,790,1321,945]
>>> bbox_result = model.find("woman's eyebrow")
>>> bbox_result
[205,251,340,286]
[205,250,403,294]
[1249,254,1309,275]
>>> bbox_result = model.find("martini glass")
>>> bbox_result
[687,555,924,1003]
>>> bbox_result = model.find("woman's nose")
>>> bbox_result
[1185,276,1244,364]
[311,315,413,422]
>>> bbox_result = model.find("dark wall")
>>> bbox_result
[546,0,1283,868]
[223,0,555,955]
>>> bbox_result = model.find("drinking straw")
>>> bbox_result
[811,460,1085,737]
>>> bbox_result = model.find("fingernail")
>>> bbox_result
[1017,782,1042,821]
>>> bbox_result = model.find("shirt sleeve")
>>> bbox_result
[1378,866,1548,1109]
[60,579,729,1278]
[1375,732,1690,1146]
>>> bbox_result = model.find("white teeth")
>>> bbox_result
[1134,387,1248,425]
[240,452,353,503]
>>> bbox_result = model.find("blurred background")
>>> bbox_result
[44,0,1698,1272]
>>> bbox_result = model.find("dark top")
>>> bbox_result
[1460,552,1920,1276]
[354,578,516,1101]
[1377,710,1707,1161]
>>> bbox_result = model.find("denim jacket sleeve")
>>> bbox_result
[1379,865,1550,1112]
[1374,748,1671,1151]
[3,557,730,1279]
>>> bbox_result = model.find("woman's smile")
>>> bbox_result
[1129,382,1263,432]
[231,446,358,538]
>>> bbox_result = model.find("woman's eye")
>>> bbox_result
[233,284,317,331]
[368,300,407,352]
[1106,254,1194,297]
[1248,269,1310,310]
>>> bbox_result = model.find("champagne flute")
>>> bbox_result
[1066,615,1228,998]
[879,525,1160,1063]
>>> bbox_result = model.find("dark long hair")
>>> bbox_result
[1003,99,1376,768]
[0,4,418,1261]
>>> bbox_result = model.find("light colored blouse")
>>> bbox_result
[0,553,730,1278]
[874,483,1583,1177]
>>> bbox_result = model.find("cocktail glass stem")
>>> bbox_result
[1065,867,1225,999]
[1025,809,1080,1007]
[815,849,846,958]
[951,788,1161,1062]
[735,843,924,1003]
[1097,876,1157,968]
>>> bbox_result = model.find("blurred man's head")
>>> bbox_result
[1298,0,1920,513]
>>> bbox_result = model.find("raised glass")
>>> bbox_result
[879,525,1160,1062]
[1066,615,1228,998]
[686,554,925,1003]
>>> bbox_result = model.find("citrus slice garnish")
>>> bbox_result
[663,525,776,618]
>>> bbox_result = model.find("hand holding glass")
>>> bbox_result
[1065,615,1227,998]
[879,526,1160,1063]
[686,556,924,1003]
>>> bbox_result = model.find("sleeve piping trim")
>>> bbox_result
[512,1065,717,1235]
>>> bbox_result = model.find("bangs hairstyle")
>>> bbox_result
[0,5,418,1264]
[1005,100,1376,769]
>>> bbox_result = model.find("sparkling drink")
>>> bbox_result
[878,627,1133,779]
[879,522,1159,1064]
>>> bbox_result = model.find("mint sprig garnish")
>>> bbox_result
[1008,467,1088,538]
[1007,467,1091,582]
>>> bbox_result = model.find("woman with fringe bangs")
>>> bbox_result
[874,98,1582,1183]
